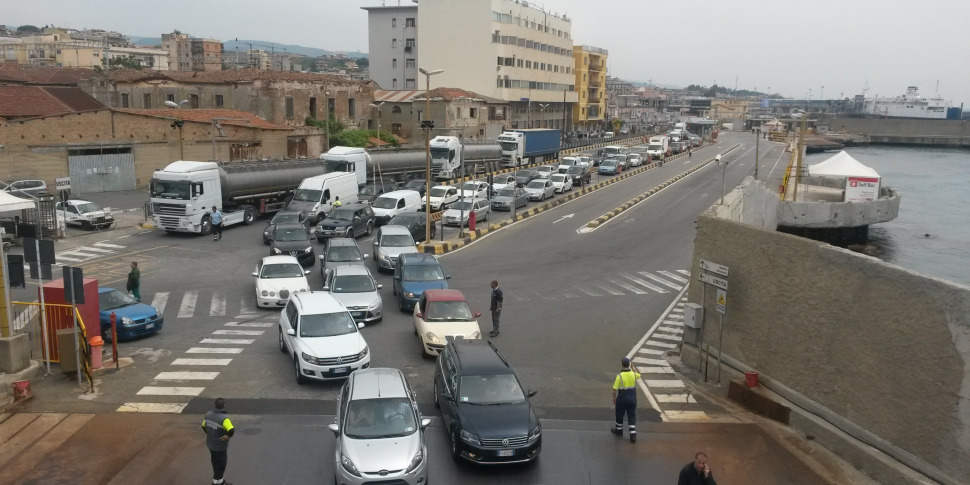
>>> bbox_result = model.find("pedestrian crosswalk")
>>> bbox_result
[54,241,127,264]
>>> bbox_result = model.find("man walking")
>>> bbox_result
[611,357,641,442]
[489,280,503,337]
[678,451,717,485]
[211,206,223,241]
[126,262,140,302]
[202,397,235,485]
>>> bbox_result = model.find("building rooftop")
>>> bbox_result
[95,68,373,87]
[0,86,103,119]
[114,108,291,130]
[0,63,96,86]
[374,88,505,104]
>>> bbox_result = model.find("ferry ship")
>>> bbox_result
[862,86,957,119]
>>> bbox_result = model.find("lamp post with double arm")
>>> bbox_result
[164,99,189,160]
[418,67,443,243]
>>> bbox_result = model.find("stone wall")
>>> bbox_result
[819,115,970,139]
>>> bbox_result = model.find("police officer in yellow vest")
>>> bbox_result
[202,397,235,485]
[611,357,641,442]
[333,196,342,207]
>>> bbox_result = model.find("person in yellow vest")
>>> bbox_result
[611,357,641,442]
[333,196,342,207]
[202,397,235,485]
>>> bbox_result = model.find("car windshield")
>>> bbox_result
[343,398,417,439]
[327,246,363,262]
[559,160,576,166]
[515,170,532,178]
[299,311,357,337]
[331,274,376,293]
[373,196,397,209]
[567,167,583,174]
[75,203,101,214]
[360,186,382,196]
[259,263,305,279]
[380,234,414,247]
[450,201,473,211]
[272,212,301,225]
[496,188,517,198]
[150,180,190,200]
[403,264,444,281]
[537,166,554,172]
[274,228,308,242]
[424,300,473,322]
[327,209,355,222]
[551,175,568,183]
[404,180,425,189]
[526,180,546,189]
[429,186,451,198]
[388,215,419,227]
[461,182,480,192]
[99,289,138,311]
[292,189,322,202]
[602,160,617,167]
[459,373,526,405]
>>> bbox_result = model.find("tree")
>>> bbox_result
[16,25,41,35]
[704,84,720,97]
[355,57,369,68]
[104,55,142,70]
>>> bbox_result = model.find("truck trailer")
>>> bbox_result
[498,129,561,167]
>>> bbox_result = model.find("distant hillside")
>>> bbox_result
[130,36,367,58]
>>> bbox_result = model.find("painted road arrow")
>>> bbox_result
[553,214,575,224]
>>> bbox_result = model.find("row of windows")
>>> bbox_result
[491,11,570,39]
[491,33,572,58]
[118,92,355,121]
[495,77,574,92]
[497,56,572,74]
[390,38,416,50]
[391,58,416,69]
[390,17,416,28]
[390,78,416,89]
[120,92,213,109]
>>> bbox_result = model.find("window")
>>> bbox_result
[517,59,523,68]
[405,38,415,53]
[189,94,199,108]
[285,96,294,118]
[469,107,477,119]
[308,97,316,117]
[405,78,416,89]
[392,105,402,114]
[348,98,356,119]
[392,18,396,28]
[393,78,398,89]
[416,110,423,122]
[405,58,415,69]
[405,17,415,28]
[215,94,224,107]
[392,39,397,48]
[166,93,175,102]
[392,58,397,68]
[121,93,129,108]
[456,108,461,118]
[143,94,151,108]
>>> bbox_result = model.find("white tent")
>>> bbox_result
[0,191,37,212]
[809,151,882,202]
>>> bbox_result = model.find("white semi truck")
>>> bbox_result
[321,146,370,187]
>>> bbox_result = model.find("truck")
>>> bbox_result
[321,146,370,187]
[646,136,670,160]
[498,129,561,168]
[429,135,463,180]
[150,159,326,235]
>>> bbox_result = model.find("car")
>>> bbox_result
[426,185,459,211]
[534,165,556,179]
[263,210,310,244]
[2,180,49,198]
[315,204,376,242]
[392,253,450,312]
[403,178,432,197]
[330,368,430,485]
[97,287,163,342]
[324,265,383,324]
[373,225,418,273]
[320,237,368,277]
[598,159,619,175]
[387,212,436,242]
[278,291,370,383]
[566,165,592,186]
[575,156,592,168]
[56,199,114,230]
[627,153,643,167]
[433,339,541,463]
[589,155,603,167]
[413,289,482,357]
[690,134,702,147]
[556,157,579,174]
[459,181,490,200]
[612,156,630,171]
[442,198,490,227]
[549,173,573,193]
[490,187,528,211]
[269,224,315,267]
[524,179,555,201]
[514,169,540,187]
[358,182,401,205]
[489,174,517,195]
[253,255,310,308]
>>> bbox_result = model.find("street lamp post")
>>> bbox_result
[369,101,385,147]
[324,88,331,153]
[418,67,443,244]
[164,99,189,160]
[754,127,760,180]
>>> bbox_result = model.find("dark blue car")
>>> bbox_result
[98,287,164,341]
[392,253,450,312]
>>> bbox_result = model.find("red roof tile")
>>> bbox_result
[0,63,96,86]
[0,86,103,118]
[113,108,290,130]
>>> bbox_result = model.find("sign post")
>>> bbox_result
[697,260,729,382]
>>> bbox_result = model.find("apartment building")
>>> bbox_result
[573,45,607,132]
[161,31,222,71]
[361,4,418,90]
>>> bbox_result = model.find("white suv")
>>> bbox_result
[278,292,370,383]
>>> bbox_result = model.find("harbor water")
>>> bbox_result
[803,145,970,286]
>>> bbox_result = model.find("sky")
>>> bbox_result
[5,0,969,106]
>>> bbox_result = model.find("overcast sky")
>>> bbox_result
[6,0,969,106]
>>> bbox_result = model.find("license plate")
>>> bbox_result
[497,449,514,457]
[332,366,349,374]
[352,312,364,318]
[145,323,155,330]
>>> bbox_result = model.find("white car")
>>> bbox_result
[575,156,592,168]
[253,256,310,308]
[324,265,383,324]
[489,174,517,195]
[524,179,555,201]
[627,153,644,167]
[459,181,489,200]
[557,157,579,173]
[426,185,459,211]
[535,165,556,179]
[413,289,482,356]
[56,199,114,230]
[549,173,573,193]
[279,292,370,383]
[442,198,490,227]
[373,225,418,273]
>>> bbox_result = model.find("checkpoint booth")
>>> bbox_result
[40,278,100,370]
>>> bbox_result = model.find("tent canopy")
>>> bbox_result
[0,191,36,212]
[808,150,881,179]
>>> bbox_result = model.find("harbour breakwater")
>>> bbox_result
[817,115,970,148]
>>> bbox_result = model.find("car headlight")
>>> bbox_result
[470,331,481,339]
[301,352,315,363]
[299,288,308,292]
[105,214,114,220]
[367,299,380,310]
[121,317,134,326]
[460,429,481,446]
[263,230,270,237]
[357,346,369,359]
[340,453,361,477]
[268,291,276,297]
[425,332,440,344]
[272,247,282,254]
[261,290,269,297]
[379,254,389,262]
[405,450,424,474]
[528,425,541,442]
[303,246,312,253]
[405,291,415,298]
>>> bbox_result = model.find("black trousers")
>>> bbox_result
[210,449,228,481]
[213,223,223,237]
[615,401,636,429]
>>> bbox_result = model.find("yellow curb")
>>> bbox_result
[138,222,155,229]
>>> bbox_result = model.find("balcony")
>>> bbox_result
[589,63,604,72]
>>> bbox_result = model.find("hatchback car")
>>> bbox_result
[97,287,163,342]
[459,181,489,200]
[319,237,368,277]
[263,210,310,244]
[524,179,555,201]
[3,179,49,198]
[325,265,383,324]
[490,187,528,211]
[393,253,450,312]
[534,165,556,179]
[442,199,490,227]
[278,291,370,383]
[253,255,310,308]
[489,174,517,195]
[548,173,573,193]
[330,368,431,485]
[269,224,315,267]
[387,212,436,242]
[315,204,375,242]
[373,225,418,273]
[56,199,114,230]
[514,169,540,187]
[627,153,644,167]
[433,339,541,463]
[598,159,619,175]
[566,165,592,186]
[427,185,459,211]
[414,289,482,357]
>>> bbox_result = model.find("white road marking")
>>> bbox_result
[595,284,623,296]
[676,269,691,276]
[177,291,198,318]
[116,403,187,413]
[213,329,264,336]
[644,340,677,349]
[186,347,243,354]
[576,287,601,297]
[238,297,256,314]
[658,325,683,333]
[200,338,255,345]
[151,292,170,315]
[55,254,87,262]
[623,273,667,293]
[136,386,204,396]
[644,379,685,388]
[74,246,113,254]
[665,410,710,420]
[637,348,665,356]
[659,270,689,283]
[94,242,126,248]
[652,333,682,343]
[155,371,219,380]
[562,292,579,298]
[209,292,226,317]
[640,366,675,374]
[606,278,647,295]
[633,357,669,366]
[171,358,232,366]
[654,394,697,403]
[640,273,683,290]
[225,322,274,327]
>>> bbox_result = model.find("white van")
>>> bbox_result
[287,172,359,224]
[603,132,614,139]
[557,156,580,173]
[372,189,423,226]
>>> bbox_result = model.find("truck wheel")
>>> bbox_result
[243,206,256,225]
[199,216,212,236]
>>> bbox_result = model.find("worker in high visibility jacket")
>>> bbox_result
[611,357,642,443]
[202,397,235,485]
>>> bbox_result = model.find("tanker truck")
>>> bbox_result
[150,159,326,235]
[498,129,561,168]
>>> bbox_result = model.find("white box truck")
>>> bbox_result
[646,136,670,160]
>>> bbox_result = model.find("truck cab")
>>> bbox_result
[430,136,463,180]
[498,132,525,168]
[150,161,223,234]
[322,146,370,187]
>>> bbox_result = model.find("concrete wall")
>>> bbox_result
[688,209,970,483]
[820,115,970,144]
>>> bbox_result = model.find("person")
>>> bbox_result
[714,154,722,165]
[489,280,503,337]
[611,357,641,442]
[126,261,140,302]
[202,397,235,485]
[678,451,717,485]
[348,402,376,429]
[210,206,223,241]
[333,196,342,207]
[689,147,692,159]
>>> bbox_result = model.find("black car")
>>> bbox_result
[566,165,592,186]
[434,339,541,464]
[386,211,436,242]
[514,169,540,187]
[358,182,401,204]
[262,210,310,244]
[403,178,434,197]
[315,203,376,242]
[269,223,315,267]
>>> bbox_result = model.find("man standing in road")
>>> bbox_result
[126,262,140,302]
[211,206,223,241]
[333,195,342,208]
[202,397,235,485]
[678,451,717,484]
[611,357,641,442]
[489,280,503,337]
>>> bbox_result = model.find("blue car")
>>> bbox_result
[98,287,164,341]
[598,159,619,175]
[391,253,450,312]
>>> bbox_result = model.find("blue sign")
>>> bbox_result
[521,98,530,102]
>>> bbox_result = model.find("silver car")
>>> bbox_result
[330,368,430,485]
[373,225,418,273]
[325,265,383,324]
[525,179,555,201]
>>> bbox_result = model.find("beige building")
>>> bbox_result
[372,88,510,142]
[572,45,607,132]
[711,99,749,120]
[161,32,222,71]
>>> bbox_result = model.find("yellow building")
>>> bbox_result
[711,99,749,120]
[573,45,607,132]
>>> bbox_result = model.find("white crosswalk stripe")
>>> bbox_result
[213,329,264,336]
[117,403,187,413]
[154,371,220,380]
[659,270,689,283]
[209,292,227,317]
[171,358,232,366]
[595,284,623,296]
[93,241,126,248]
[200,338,255,345]
[640,272,683,290]
[177,291,198,319]
[624,273,668,293]
[606,278,647,295]
[225,322,274,328]
[151,292,170,315]
[136,386,205,396]
[186,347,244,354]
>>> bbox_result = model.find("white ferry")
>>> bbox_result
[862,86,953,119]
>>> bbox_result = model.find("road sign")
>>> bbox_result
[699,272,728,291]
[55,177,71,191]
[715,289,726,314]
[699,259,729,277]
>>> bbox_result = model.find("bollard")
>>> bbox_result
[89,335,104,369]
[110,312,119,367]
[468,211,476,232]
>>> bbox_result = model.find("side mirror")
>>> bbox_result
[441,392,454,402]
[373,241,379,246]
[376,284,383,289]
[328,423,339,436]
[362,254,370,259]
[322,286,329,291]
[420,417,432,429]
[445,275,452,279]
[286,328,295,336]
[527,390,537,398]
[473,312,482,318]
[318,255,325,260]
[251,272,258,277]
[415,311,422,319]
[304,270,311,275]
[357,322,365,329]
